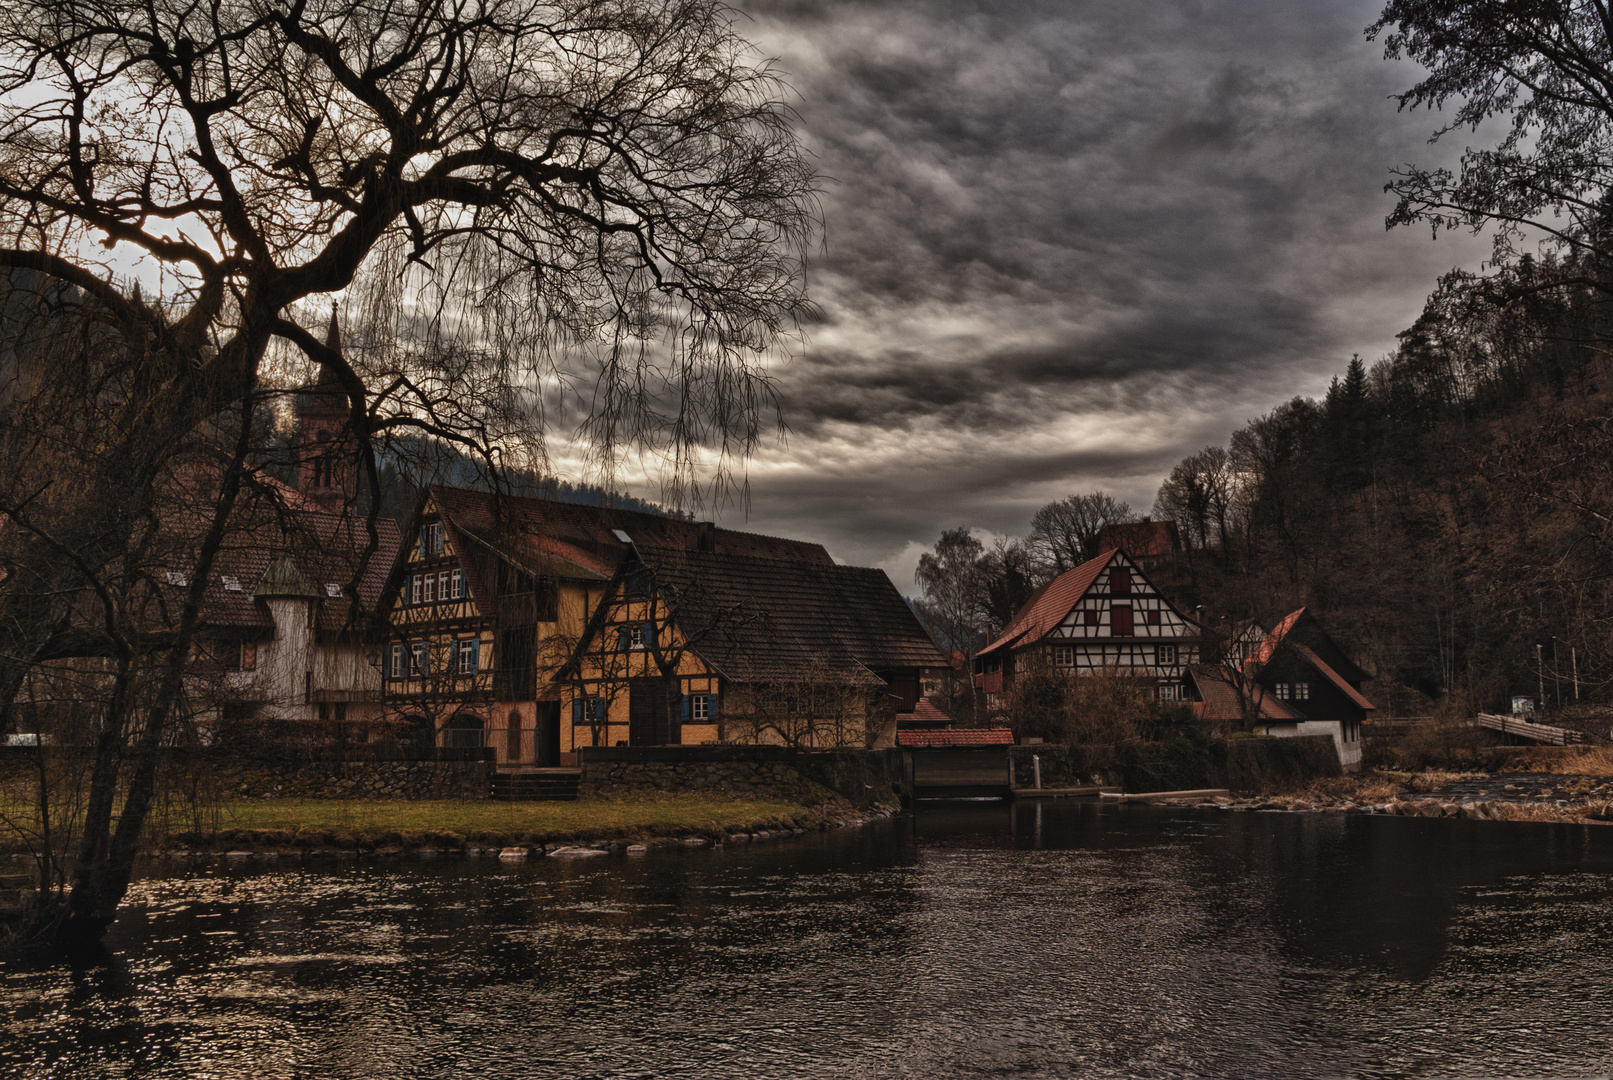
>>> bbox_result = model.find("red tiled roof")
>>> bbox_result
[1188,666,1304,722]
[908,698,956,724]
[897,728,1015,747]
[1292,643,1376,711]
[977,549,1116,658]
[1253,607,1305,665]
[1096,520,1180,559]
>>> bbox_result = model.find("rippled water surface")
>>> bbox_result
[7,803,1613,1079]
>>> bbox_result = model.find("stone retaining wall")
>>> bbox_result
[579,746,909,807]
[214,757,492,800]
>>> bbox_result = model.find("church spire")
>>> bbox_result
[297,303,355,509]
[324,302,342,354]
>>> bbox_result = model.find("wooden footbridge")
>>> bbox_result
[1475,713,1586,746]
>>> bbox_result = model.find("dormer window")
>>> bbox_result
[221,575,242,592]
[164,570,188,587]
[420,522,444,557]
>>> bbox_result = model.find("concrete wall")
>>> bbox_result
[579,745,909,807]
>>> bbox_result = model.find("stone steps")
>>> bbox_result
[491,771,580,802]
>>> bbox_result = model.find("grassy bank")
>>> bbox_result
[0,794,853,856]
[190,795,819,850]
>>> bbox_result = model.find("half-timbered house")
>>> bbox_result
[554,545,946,748]
[380,485,837,763]
[973,548,1202,710]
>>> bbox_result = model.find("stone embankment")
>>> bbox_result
[150,803,901,863]
[1148,773,1613,825]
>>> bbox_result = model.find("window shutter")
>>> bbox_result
[643,621,655,648]
[594,698,608,723]
[1111,606,1133,636]
[681,696,692,724]
[707,694,719,722]
[616,626,630,652]
[572,699,584,725]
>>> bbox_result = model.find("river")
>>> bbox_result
[5,801,1613,1079]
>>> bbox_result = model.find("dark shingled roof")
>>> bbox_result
[425,486,833,615]
[634,546,946,685]
[190,506,401,637]
[1186,665,1304,722]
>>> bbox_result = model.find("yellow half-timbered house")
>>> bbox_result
[556,545,947,749]
[381,485,837,763]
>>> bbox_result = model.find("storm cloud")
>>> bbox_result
[667,0,1492,587]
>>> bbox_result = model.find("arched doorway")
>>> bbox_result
[506,710,523,763]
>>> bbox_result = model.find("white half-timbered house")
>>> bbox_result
[973,548,1202,710]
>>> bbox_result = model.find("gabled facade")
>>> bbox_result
[1242,608,1374,769]
[556,545,946,749]
[380,485,838,764]
[973,548,1202,708]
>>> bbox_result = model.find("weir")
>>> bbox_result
[909,747,1012,799]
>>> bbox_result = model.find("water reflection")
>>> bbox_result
[6,803,1613,1078]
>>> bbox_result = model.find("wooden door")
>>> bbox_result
[629,679,671,745]
[535,701,561,765]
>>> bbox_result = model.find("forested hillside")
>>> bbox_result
[914,254,1613,718]
[1150,257,1613,716]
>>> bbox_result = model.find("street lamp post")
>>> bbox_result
[1536,643,1545,715]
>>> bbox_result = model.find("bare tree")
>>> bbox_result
[0,0,816,951]
[1027,491,1134,573]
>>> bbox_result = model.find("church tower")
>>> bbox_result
[296,309,356,510]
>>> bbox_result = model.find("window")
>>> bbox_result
[1147,610,1161,626]
[1053,646,1074,667]
[221,575,242,592]
[422,572,435,604]
[1157,644,1177,667]
[624,570,650,599]
[1084,610,1100,626]
[325,583,342,598]
[571,697,608,724]
[457,638,479,675]
[420,522,443,557]
[240,641,257,671]
[1110,569,1131,594]
[617,622,654,650]
[1111,606,1133,637]
[1159,684,1177,702]
[1274,683,1290,700]
[164,570,188,586]
[1294,682,1310,701]
[410,574,422,606]
[410,642,429,676]
[438,570,451,601]
[389,644,403,679]
[691,694,709,721]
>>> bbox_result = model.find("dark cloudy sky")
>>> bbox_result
[655,0,1491,590]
